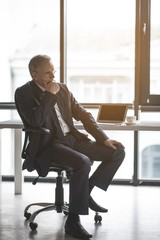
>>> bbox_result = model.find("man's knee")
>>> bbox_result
[80,155,92,171]
[113,145,125,163]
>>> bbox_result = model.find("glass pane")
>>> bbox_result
[139,132,160,180]
[150,0,160,95]
[139,112,160,180]
[67,0,135,103]
[0,0,59,176]
[1,129,14,175]
[0,0,60,102]
[0,109,20,175]
[107,131,134,180]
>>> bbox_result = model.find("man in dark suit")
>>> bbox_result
[15,55,125,239]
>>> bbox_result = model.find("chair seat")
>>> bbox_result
[49,163,72,173]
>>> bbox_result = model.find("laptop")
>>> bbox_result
[97,104,128,124]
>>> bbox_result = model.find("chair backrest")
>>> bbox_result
[15,90,48,173]
[15,90,32,129]
[21,129,43,172]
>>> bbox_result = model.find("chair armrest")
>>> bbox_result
[22,127,50,135]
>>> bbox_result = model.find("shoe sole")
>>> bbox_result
[65,228,92,239]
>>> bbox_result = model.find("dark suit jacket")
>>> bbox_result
[15,80,108,176]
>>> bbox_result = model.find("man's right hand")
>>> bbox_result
[45,81,60,95]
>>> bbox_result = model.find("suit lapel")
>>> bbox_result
[56,86,75,130]
[30,80,45,102]
[56,85,66,117]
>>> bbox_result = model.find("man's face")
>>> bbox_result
[32,61,56,88]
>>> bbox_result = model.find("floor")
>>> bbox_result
[0,181,160,240]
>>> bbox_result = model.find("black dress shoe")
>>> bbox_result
[89,196,108,213]
[65,219,92,239]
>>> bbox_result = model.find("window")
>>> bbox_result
[140,144,160,179]
[139,0,160,106]
[0,0,60,175]
[0,0,60,103]
[139,111,160,180]
[0,0,160,184]
[67,0,135,103]
[150,0,160,97]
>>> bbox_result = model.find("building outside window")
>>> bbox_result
[150,0,160,96]
[67,0,135,104]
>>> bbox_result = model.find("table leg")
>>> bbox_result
[0,130,2,207]
[133,131,139,186]
[14,129,23,194]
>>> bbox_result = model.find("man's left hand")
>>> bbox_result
[103,139,125,150]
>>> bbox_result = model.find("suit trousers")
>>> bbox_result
[49,133,125,215]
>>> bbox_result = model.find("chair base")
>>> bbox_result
[24,168,103,231]
[24,169,70,230]
[24,201,69,230]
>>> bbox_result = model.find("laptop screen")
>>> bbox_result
[97,104,128,123]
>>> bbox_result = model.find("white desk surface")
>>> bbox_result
[0,119,23,129]
[0,119,160,131]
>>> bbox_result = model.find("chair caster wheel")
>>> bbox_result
[24,212,31,220]
[30,222,38,230]
[63,211,68,216]
[94,213,102,223]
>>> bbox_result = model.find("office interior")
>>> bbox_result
[0,0,160,239]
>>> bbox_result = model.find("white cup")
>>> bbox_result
[125,116,136,124]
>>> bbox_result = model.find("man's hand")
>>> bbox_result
[103,139,125,150]
[45,81,60,94]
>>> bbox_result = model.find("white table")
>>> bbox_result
[0,120,23,194]
[0,120,160,194]
[76,121,160,131]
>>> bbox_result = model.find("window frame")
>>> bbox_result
[139,0,160,108]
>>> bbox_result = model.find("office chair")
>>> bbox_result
[21,127,70,230]
[22,127,102,231]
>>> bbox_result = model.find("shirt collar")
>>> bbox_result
[34,81,46,92]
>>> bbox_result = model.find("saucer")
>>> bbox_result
[125,121,138,126]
